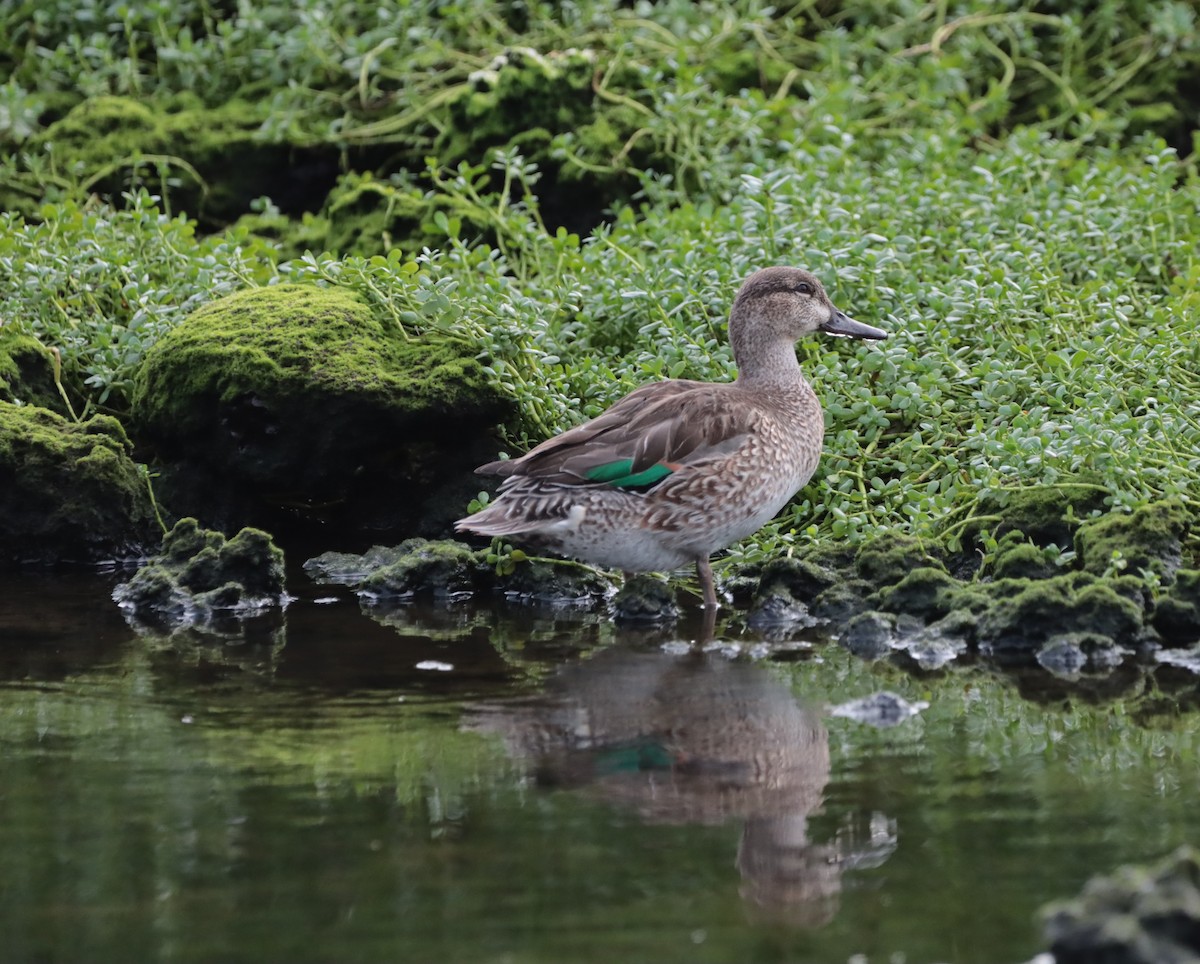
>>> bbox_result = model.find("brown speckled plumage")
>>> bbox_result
[455,266,887,610]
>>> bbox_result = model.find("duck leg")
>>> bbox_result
[696,556,719,611]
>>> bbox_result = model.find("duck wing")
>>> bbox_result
[478,381,757,492]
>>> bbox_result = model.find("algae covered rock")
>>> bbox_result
[1042,846,1200,964]
[0,404,159,564]
[113,518,286,630]
[132,284,513,534]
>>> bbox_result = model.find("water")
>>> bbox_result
[3,568,1199,963]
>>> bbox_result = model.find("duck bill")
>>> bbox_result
[821,310,887,340]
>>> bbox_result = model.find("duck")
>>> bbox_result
[455,266,887,611]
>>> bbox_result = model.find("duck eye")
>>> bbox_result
[795,282,812,295]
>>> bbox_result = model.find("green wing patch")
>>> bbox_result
[585,458,674,490]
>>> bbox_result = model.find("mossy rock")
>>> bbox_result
[30,95,337,228]
[1075,499,1192,580]
[612,574,679,625]
[113,518,285,630]
[495,558,613,603]
[1153,569,1200,645]
[0,328,63,412]
[976,572,1145,654]
[854,532,944,586]
[132,284,514,534]
[1042,846,1200,964]
[755,556,840,603]
[0,404,159,564]
[871,567,964,621]
[990,534,1062,581]
[960,483,1110,550]
[358,538,480,598]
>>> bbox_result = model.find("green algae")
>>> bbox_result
[0,403,158,563]
[959,483,1112,551]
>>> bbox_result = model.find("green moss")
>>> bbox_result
[854,532,944,586]
[0,403,158,563]
[161,517,225,564]
[1074,499,1192,579]
[135,284,503,436]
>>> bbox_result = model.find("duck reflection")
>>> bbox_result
[467,646,866,926]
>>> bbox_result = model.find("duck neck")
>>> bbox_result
[732,332,806,390]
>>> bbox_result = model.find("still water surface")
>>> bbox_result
[2,568,1199,963]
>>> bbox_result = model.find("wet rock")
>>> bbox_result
[132,284,513,536]
[853,532,944,586]
[1042,846,1200,964]
[976,572,1145,658]
[113,519,285,630]
[810,580,872,626]
[756,557,839,604]
[1037,632,1127,680]
[303,545,412,585]
[612,574,679,624]
[0,404,160,565]
[829,692,929,727]
[747,590,820,631]
[871,566,963,621]
[1153,569,1200,646]
[497,558,612,604]
[357,539,480,600]
[1154,645,1200,675]
[1074,499,1191,581]
[898,613,972,670]
[840,611,898,660]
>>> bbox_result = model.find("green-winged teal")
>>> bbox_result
[455,266,887,610]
